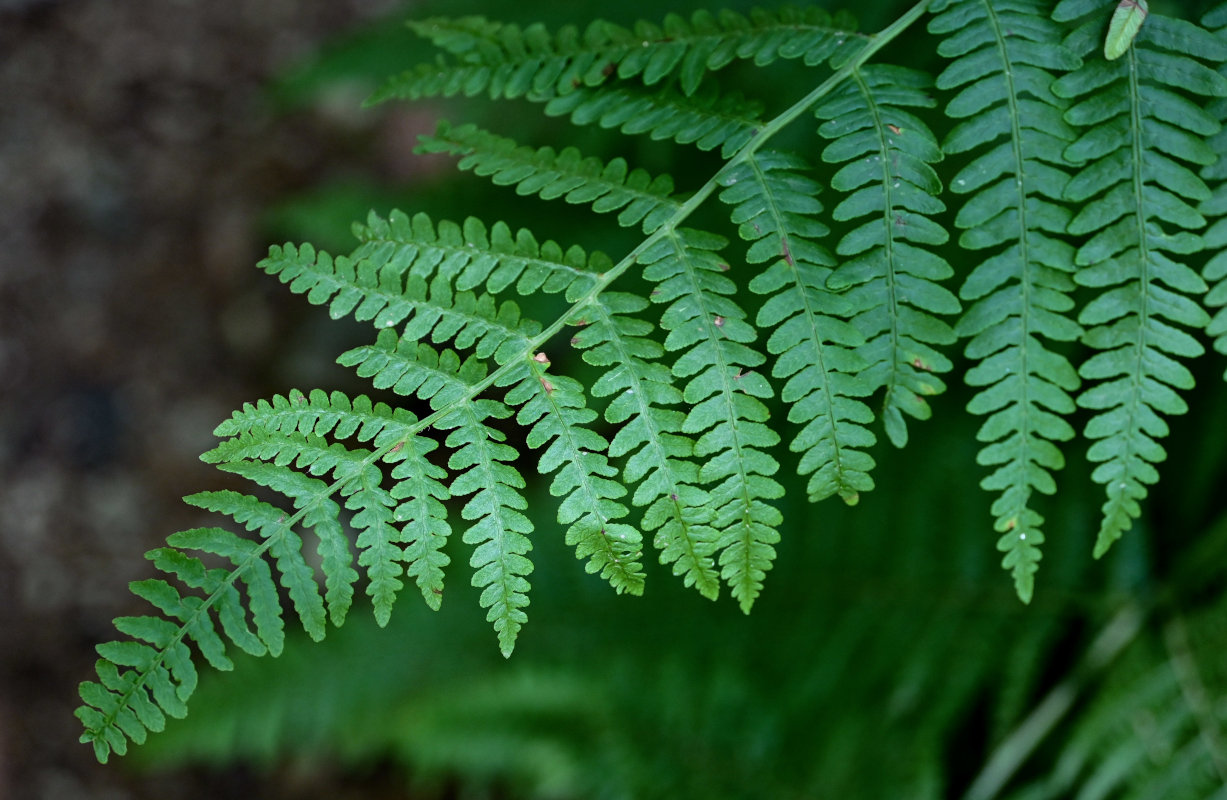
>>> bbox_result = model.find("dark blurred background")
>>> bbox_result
[0,2,423,797]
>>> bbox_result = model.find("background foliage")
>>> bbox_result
[66,0,1227,796]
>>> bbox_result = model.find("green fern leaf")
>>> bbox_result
[261,239,539,362]
[216,460,358,626]
[814,64,958,449]
[572,292,721,598]
[183,490,326,641]
[641,227,783,612]
[369,9,864,105]
[83,0,1227,766]
[440,400,533,658]
[351,211,603,302]
[1105,0,1148,61]
[719,150,877,504]
[418,121,679,232]
[930,0,1083,602]
[211,390,452,614]
[214,389,412,444]
[502,357,646,594]
[1201,8,1227,382]
[334,332,532,651]
[1052,7,1227,556]
[386,430,452,612]
[544,83,763,158]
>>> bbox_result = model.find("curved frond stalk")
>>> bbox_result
[418,122,680,233]
[500,356,646,593]
[544,83,763,159]
[929,0,1083,602]
[572,292,721,598]
[814,64,958,450]
[640,227,783,612]
[1052,2,1227,555]
[368,9,865,105]
[719,150,877,505]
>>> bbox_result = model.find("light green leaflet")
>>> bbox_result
[1105,0,1148,60]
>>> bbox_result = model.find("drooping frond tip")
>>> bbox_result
[931,0,1082,602]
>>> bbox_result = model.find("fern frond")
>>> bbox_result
[214,460,359,627]
[572,292,721,598]
[640,228,783,612]
[216,389,411,444]
[1052,3,1227,555]
[930,0,1083,602]
[719,150,877,505]
[1202,8,1227,383]
[544,83,763,158]
[501,357,645,594]
[418,121,679,232]
[261,209,607,342]
[352,211,605,302]
[338,330,496,404]
[184,490,327,641]
[77,478,354,762]
[387,431,452,612]
[369,9,865,105]
[213,390,452,613]
[333,332,532,650]
[439,400,533,658]
[814,64,958,449]
[261,240,539,362]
